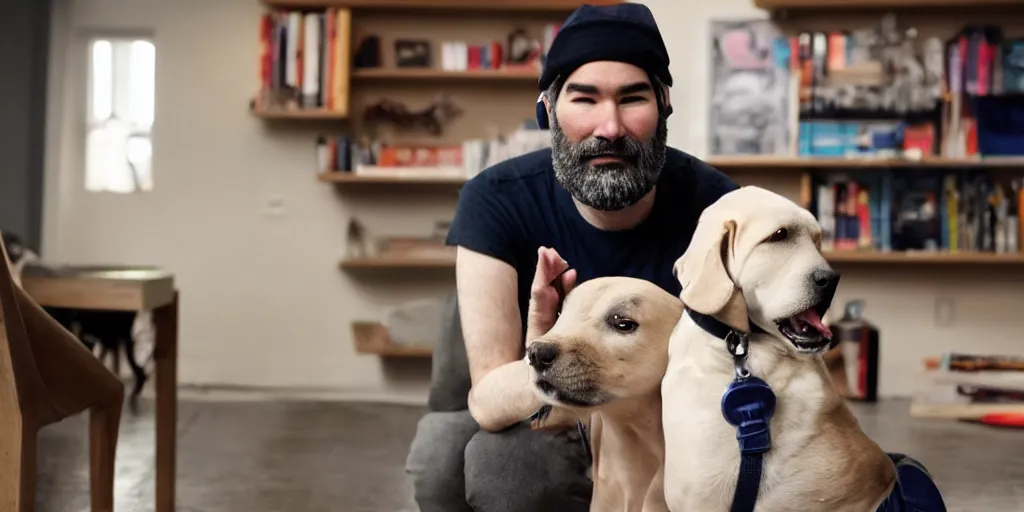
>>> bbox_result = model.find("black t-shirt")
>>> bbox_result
[445,146,739,340]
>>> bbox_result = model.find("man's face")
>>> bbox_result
[549,61,668,212]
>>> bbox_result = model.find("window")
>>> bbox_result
[85,37,155,193]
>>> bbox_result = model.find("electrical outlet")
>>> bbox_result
[934,297,955,328]
[265,195,286,219]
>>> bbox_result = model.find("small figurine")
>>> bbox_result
[346,218,373,259]
[507,29,541,65]
[362,94,464,136]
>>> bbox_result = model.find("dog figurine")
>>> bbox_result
[528,276,683,512]
[661,186,945,512]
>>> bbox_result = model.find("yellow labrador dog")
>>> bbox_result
[661,186,897,512]
[528,276,683,512]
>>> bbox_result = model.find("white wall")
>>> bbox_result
[43,0,1024,401]
[43,0,451,403]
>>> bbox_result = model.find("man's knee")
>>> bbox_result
[883,453,947,512]
[464,423,592,512]
[405,411,479,512]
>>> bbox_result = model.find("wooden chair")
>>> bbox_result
[0,238,123,512]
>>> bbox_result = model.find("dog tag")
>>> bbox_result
[721,376,776,455]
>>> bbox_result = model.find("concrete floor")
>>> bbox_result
[35,398,1024,512]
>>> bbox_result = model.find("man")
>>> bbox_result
[404,4,739,511]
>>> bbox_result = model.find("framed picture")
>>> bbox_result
[395,39,431,68]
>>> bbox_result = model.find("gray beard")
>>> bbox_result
[550,111,668,212]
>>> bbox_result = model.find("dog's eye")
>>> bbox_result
[608,315,638,333]
[767,228,788,242]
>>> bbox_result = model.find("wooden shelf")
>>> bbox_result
[251,105,347,120]
[340,256,456,269]
[341,252,1024,268]
[352,321,433,357]
[318,172,467,185]
[263,0,621,12]
[352,68,540,82]
[825,251,1024,264]
[707,156,1024,170]
[753,0,1024,10]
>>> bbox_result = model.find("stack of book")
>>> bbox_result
[257,7,352,114]
[910,352,1024,420]
[810,170,1023,255]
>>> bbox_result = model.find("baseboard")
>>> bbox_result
[139,382,430,406]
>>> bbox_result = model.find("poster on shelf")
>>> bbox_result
[708,18,794,157]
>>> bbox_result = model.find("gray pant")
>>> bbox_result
[405,410,593,512]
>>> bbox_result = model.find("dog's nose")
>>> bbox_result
[812,268,840,289]
[527,342,560,369]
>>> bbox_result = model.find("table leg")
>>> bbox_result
[153,291,178,512]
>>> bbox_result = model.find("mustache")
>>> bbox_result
[571,136,644,162]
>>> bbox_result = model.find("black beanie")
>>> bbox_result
[538,3,672,92]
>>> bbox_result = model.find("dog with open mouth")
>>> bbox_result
[528,276,683,512]
[660,186,944,512]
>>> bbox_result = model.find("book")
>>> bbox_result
[910,352,1024,420]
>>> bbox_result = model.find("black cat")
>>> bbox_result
[2,230,147,411]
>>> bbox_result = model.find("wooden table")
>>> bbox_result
[20,265,179,512]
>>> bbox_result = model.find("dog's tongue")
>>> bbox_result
[791,308,832,338]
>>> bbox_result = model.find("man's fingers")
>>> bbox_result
[560,268,578,295]
[526,245,573,344]
[531,246,570,299]
[531,247,555,286]
[529,247,551,298]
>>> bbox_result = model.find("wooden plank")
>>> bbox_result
[352,68,540,81]
[910,401,1024,420]
[317,172,467,185]
[21,266,176,311]
[340,256,456,269]
[342,251,1024,268]
[251,106,348,120]
[755,0,1024,10]
[263,0,621,12]
[707,156,1024,170]
[351,321,433,357]
[825,251,1024,264]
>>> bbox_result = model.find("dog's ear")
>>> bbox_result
[677,220,750,332]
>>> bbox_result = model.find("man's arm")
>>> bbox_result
[458,246,582,432]
[456,246,544,432]
[445,175,577,432]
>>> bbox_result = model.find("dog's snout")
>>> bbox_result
[527,342,560,369]
[812,268,840,289]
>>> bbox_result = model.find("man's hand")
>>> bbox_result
[525,246,577,345]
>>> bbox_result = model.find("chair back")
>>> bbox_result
[0,231,51,422]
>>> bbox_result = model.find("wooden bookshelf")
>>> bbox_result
[754,0,1024,10]
[339,251,1024,269]
[340,256,457,269]
[251,104,348,120]
[826,251,1024,264]
[318,172,467,185]
[263,0,620,13]
[352,321,433,357]
[256,4,575,143]
[351,68,540,82]
[707,156,1024,170]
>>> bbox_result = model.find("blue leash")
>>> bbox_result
[720,328,775,512]
[686,309,774,512]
